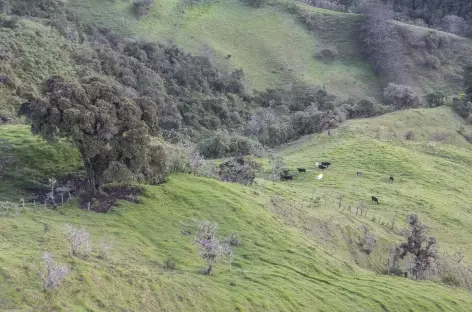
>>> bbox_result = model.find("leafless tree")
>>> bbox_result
[38,252,70,291]
[359,225,376,255]
[194,220,234,275]
[63,224,92,257]
[99,237,113,259]
[387,215,437,279]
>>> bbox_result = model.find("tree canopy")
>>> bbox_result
[28,76,163,195]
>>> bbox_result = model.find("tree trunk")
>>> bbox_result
[86,158,101,197]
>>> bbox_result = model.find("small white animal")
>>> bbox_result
[316,173,323,180]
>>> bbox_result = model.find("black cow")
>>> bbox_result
[318,164,328,171]
[297,168,306,173]
[356,172,362,177]
[389,176,394,183]
[371,196,379,205]
[321,162,331,168]
[281,175,293,181]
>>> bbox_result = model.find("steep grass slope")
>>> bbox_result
[277,106,472,267]
[69,0,472,99]
[70,0,382,98]
[2,107,472,311]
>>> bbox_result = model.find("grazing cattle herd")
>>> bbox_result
[280,160,394,206]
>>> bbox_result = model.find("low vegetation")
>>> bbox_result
[3,0,472,310]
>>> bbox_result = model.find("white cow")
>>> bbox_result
[316,173,323,180]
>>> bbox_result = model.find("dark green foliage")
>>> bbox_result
[0,15,20,29]
[452,66,472,122]
[338,0,472,37]
[453,98,472,120]
[405,130,416,140]
[26,76,163,195]
[383,84,420,109]
[244,0,268,8]
[197,131,260,158]
[246,85,343,146]
[0,139,13,174]
[218,156,261,185]
[344,99,378,118]
[132,0,154,18]
[463,65,472,93]
[425,91,446,108]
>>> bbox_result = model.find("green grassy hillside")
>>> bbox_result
[71,0,382,98]
[69,0,472,99]
[2,107,472,311]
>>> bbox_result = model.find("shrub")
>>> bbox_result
[198,132,261,158]
[63,224,92,257]
[132,0,154,17]
[453,98,472,120]
[424,54,441,69]
[405,130,415,140]
[164,257,177,270]
[245,0,267,8]
[387,215,437,280]
[425,91,446,108]
[225,232,242,247]
[268,155,285,181]
[345,98,378,118]
[38,253,70,291]
[218,156,261,185]
[383,83,420,109]
[0,138,13,174]
[431,133,449,142]
[301,0,345,12]
[457,126,472,144]
[359,225,376,255]
[99,237,113,259]
[194,220,233,275]
[317,48,338,62]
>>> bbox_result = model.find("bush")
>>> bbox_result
[225,232,242,247]
[63,224,92,257]
[383,83,420,109]
[387,215,437,280]
[164,257,177,270]
[99,237,113,259]
[132,0,154,17]
[197,132,261,158]
[317,48,338,62]
[194,220,233,275]
[38,253,70,291]
[453,98,472,120]
[245,0,268,7]
[405,130,415,140]
[425,91,446,108]
[345,98,378,118]
[218,156,261,185]
[359,225,376,255]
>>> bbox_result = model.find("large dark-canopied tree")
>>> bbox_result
[27,75,161,196]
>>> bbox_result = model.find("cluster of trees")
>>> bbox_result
[303,0,472,37]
